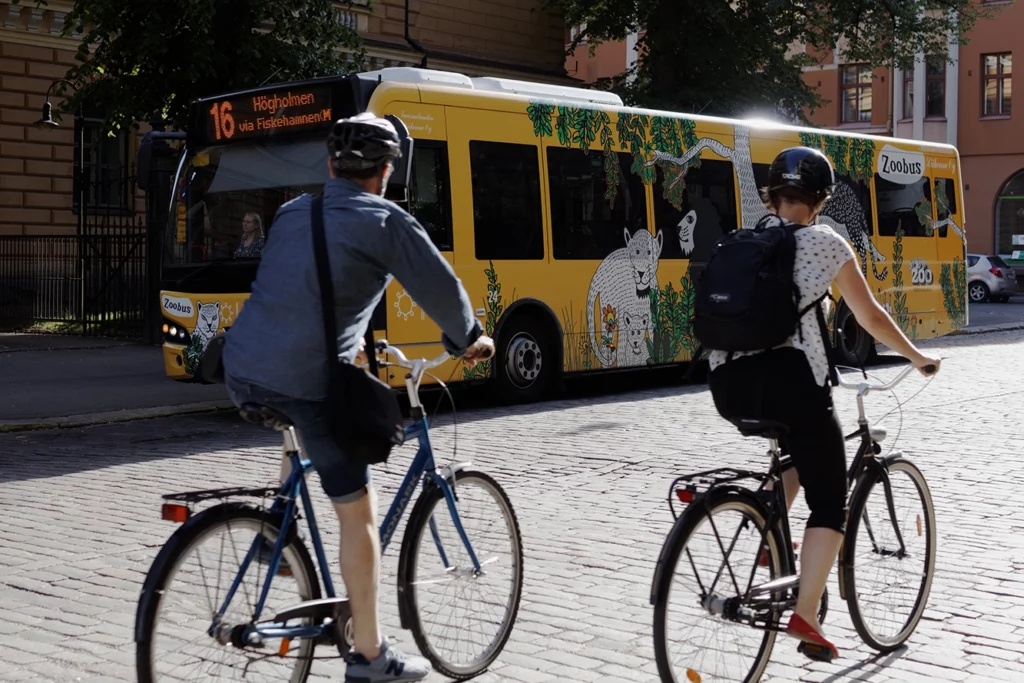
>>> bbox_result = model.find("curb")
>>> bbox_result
[950,322,1024,336]
[0,400,236,432]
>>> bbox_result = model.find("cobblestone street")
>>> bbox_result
[1,330,1022,683]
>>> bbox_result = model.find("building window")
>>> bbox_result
[655,159,737,260]
[995,170,1024,256]
[548,147,646,260]
[903,69,914,119]
[407,140,452,251]
[73,116,129,212]
[841,64,873,123]
[983,53,1012,117]
[926,58,946,117]
[469,141,544,261]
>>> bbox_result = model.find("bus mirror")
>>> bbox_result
[137,135,154,191]
[383,114,414,203]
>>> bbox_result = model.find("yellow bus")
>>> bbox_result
[144,66,967,403]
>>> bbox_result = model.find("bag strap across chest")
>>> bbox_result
[310,194,378,374]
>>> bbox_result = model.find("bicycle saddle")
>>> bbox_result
[239,403,294,431]
[731,418,789,440]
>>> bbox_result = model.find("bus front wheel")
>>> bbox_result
[496,315,553,404]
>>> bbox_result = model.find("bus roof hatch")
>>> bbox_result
[357,67,624,107]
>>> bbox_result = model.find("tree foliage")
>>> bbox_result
[547,0,1001,122]
[19,0,365,132]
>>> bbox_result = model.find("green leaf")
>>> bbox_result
[55,0,365,132]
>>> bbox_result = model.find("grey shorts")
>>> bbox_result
[225,373,371,504]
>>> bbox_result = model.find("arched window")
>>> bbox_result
[995,171,1024,256]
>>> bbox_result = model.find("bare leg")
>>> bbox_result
[794,526,844,628]
[765,467,801,510]
[780,468,800,510]
[334,489,383,659]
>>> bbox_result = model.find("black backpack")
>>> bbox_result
[692,215,838,385]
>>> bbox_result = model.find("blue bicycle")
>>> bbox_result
[135,341,524,682]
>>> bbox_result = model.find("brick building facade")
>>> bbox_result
[0,0,571,237]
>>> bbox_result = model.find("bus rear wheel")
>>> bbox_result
[835,302,874,367]
[496,315,552,404]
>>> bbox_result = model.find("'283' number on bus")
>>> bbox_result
[209,102,235,140]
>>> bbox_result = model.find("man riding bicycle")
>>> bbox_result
[222,113,494,682]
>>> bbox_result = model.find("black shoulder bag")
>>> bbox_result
[310,194,405,465]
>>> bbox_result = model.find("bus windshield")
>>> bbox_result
[167,137,328,265]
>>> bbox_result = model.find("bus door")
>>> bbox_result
[376,102,456,387]
[931,158,967,332]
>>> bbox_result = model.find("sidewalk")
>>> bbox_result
[0,312,1019,431]
[0,334,231,430]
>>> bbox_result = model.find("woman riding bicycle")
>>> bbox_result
[706,146,941,661]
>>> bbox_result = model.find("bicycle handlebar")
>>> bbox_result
[835,363,936,394]
[373,339,493,373]
[377,342,450,371]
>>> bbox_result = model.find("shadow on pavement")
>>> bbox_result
[817,647,907,682]
[0,351,968,485]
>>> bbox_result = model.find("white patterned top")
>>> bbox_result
[708,216,857,386]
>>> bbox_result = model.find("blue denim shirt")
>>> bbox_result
[222,177,481,401]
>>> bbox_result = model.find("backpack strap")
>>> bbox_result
[810,294,840,387]
[682,344,704,382]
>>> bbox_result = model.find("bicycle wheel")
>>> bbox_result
[652,490,785,683]
[398,470,523,680]
[136,502,320,683]
[842,457,937,652]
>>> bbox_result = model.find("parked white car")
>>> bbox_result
[967,253,1019,303]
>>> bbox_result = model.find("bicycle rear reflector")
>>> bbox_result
[161,503,191,523]
[677,489,696,503]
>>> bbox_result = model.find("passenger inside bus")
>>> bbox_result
[234,213,265,258]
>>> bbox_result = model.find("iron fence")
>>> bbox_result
[0,173,151,340]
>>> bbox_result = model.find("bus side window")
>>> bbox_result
[655,159,738,261]
[874,175,933,237]
[469,141,544,260]
[408,141,453,251]
[548,147,646,259]
[934,177,958,238]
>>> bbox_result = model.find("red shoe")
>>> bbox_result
[758,541,799,567]
[786,613,838,662]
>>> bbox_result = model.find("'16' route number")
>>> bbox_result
[210,102,235,140]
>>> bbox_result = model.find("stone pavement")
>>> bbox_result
[0,329,1022,682]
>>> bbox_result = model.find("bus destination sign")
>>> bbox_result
[203,85,333,142]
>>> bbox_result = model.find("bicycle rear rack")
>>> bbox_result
[667,467,764,520]
[163,486,282,504]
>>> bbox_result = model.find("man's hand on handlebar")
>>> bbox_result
[462,336,495,368]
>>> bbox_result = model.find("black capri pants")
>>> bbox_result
[708,348,848,534]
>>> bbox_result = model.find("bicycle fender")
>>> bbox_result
[838,464,883,603]
[649,486,767,606]
[134,502,279,643]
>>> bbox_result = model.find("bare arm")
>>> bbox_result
[834,259,941,375]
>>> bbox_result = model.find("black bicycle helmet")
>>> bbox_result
[767,146,835,204]
[327,112,402,173]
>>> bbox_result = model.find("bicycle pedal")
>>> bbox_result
[797,641,834,663]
